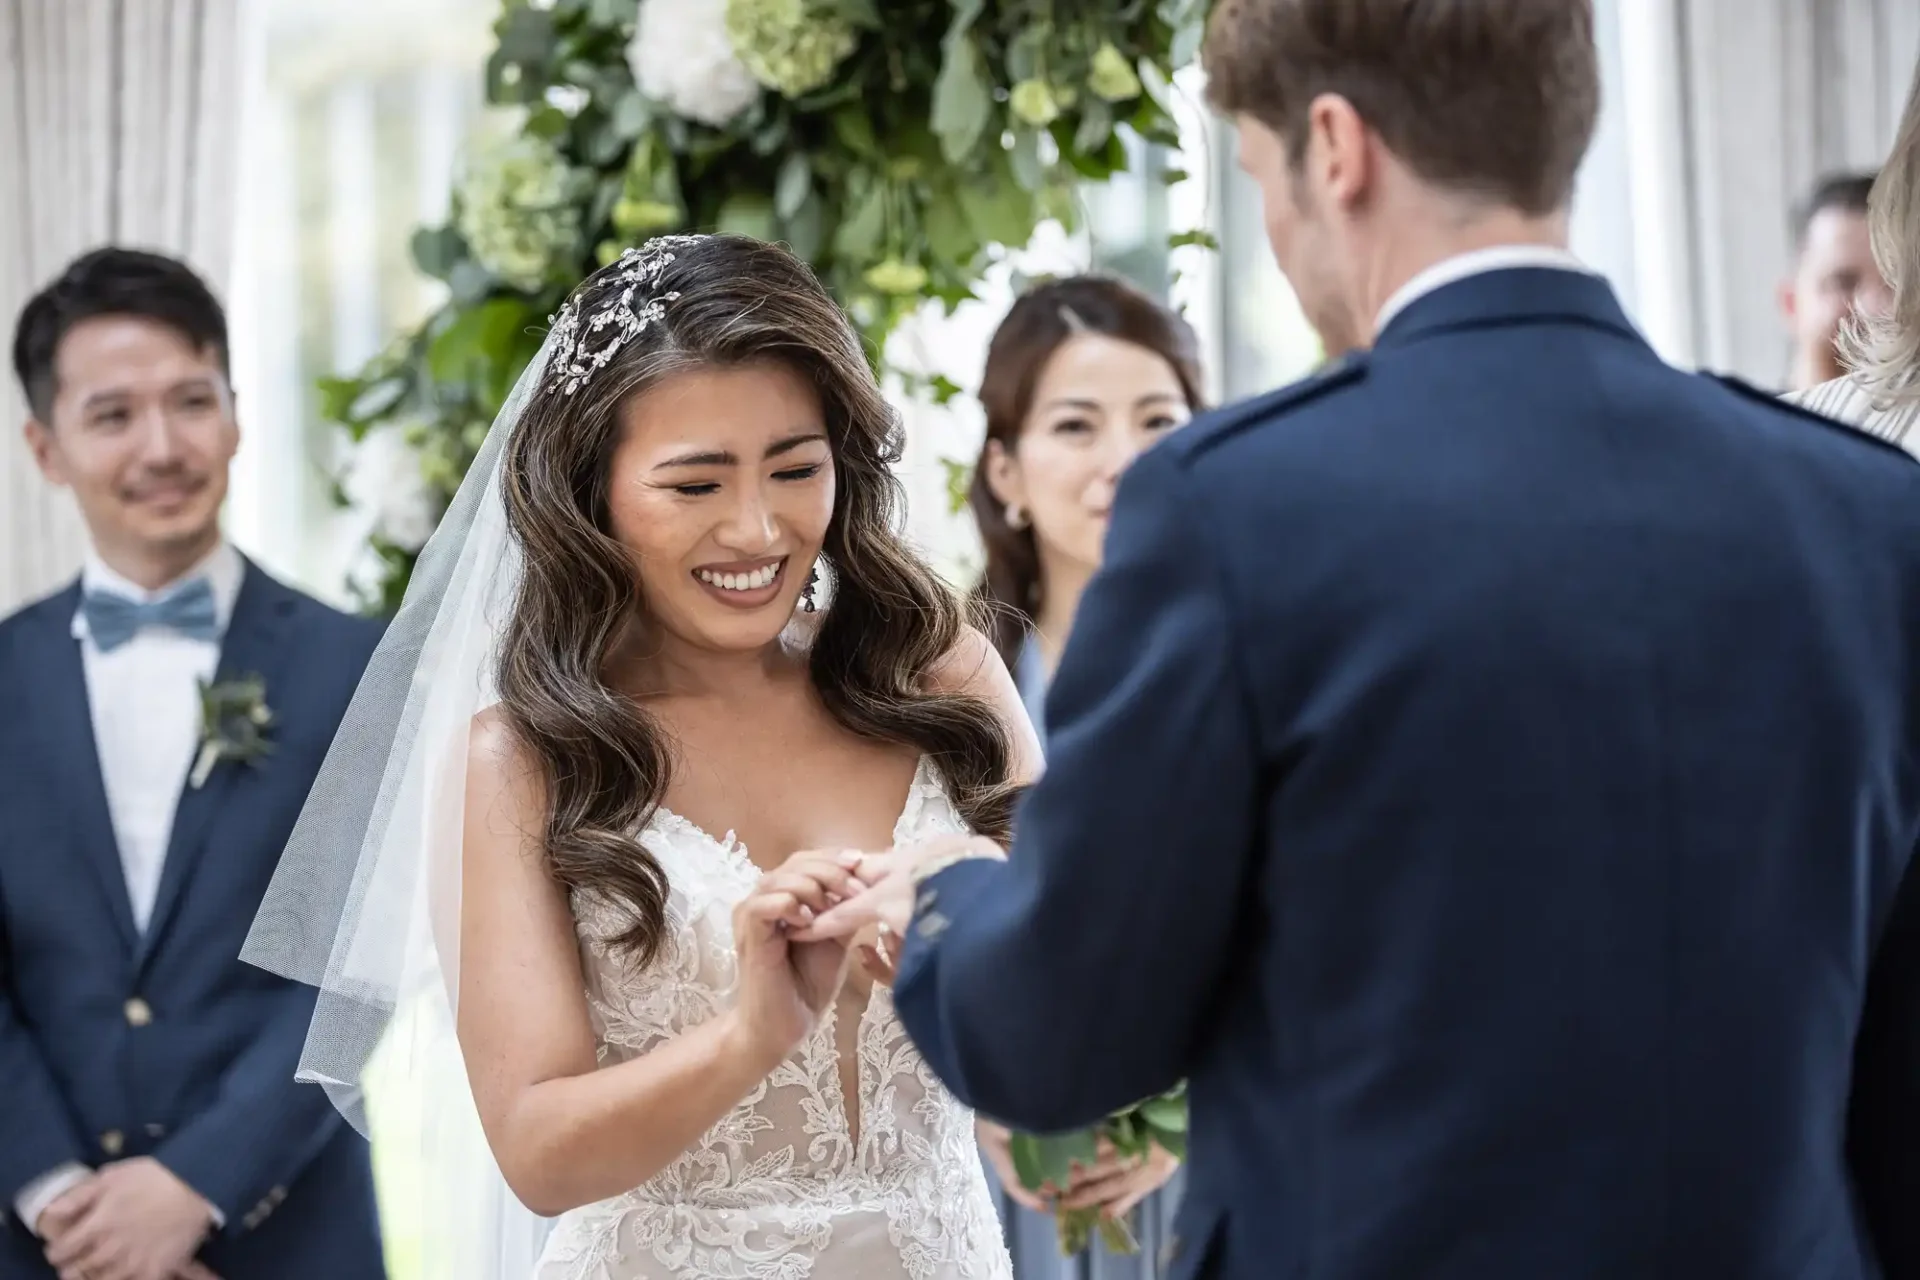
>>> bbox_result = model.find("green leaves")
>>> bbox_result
[774,153,813,219]
[410,226,467,281]
[1003,1085,1189,1256]
[932,36,993,163]
[332,0,1214,612]
[427,296,538,415]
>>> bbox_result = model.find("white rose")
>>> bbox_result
[628,0,761,127]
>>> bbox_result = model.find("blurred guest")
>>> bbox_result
[0,249,386,1280]
[966,274,1202,1277]
[1779,171,1892,392]
[1794,61,1920,446]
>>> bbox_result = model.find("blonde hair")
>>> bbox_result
[1846,58,1920,409]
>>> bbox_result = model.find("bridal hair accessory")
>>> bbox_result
[547,235,706,395]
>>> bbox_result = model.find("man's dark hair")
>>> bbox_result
[1793,172,1879,248]
[11,247,229,422]
[1202,0,1600,216]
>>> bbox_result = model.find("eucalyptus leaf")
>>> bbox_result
[495,7,556,71]
[775,153,813,219]
[1009,129,1045,192]
[931,36,992,164]
[781,188,825,261]
[717,193,778,241]
[589,0,635,26]
[834,176,888,258]
[611,90,652,140]
[584,121,628,166]
[958,168,1037,248]
[347,376,408,424]
[1073,98,1113,154]
[427,297,534,387]
[921,183,978,268]
[825,0,882,27]
[1009,1134,1047,1192]
[1171,13,1206,68]
[448,260,497,307]
[946,0,986,38]
[409,226,465,281]
[832,105,882,159]
[1138,1095,1189,1131]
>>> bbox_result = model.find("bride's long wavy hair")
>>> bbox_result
[495,234,1016,966]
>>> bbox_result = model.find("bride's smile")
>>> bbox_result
[605,360,836,652]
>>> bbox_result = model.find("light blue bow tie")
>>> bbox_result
[82,577,220,653]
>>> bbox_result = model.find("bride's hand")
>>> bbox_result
[976,1120,1048,1211]
[795,833,993,944]
[729,851,869,1069]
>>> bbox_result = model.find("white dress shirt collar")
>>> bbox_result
[72,540,245,642]
[1374,244,1591,338]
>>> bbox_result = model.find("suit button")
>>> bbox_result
[269,1186,287,1205]
[124,998,153,1027]
[145,1123,167,1138]
[100,1130,124,1156]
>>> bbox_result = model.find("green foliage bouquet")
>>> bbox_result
[322,0,1212,612]
[1009,1083,1187,1255]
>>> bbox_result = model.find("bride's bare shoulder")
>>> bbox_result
[466,706,545,806]
[925,625,1043,781]
[923,624,1006,699]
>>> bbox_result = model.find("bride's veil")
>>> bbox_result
[242,329,554,1276]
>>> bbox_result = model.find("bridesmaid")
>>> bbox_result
[965,274,1205,1278]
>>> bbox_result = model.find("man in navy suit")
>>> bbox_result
[806,3,1920,1278]
[0,249,386,1280]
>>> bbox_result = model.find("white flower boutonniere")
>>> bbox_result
[191,674,275,789]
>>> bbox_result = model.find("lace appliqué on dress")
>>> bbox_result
[535,760,1008,1280]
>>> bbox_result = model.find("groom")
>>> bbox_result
[811,2,1920,1278]
[0,249,387,1279]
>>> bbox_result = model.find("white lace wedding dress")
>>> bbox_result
[533,758,1013,1280]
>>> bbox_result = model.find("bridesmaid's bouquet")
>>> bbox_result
[1008,1083,1188,1256]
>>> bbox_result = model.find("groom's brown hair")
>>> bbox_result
[1203,0,1600,216]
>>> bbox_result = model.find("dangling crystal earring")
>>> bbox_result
[802,564,820,612]
[1005,503,1028,531]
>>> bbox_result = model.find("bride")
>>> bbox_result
[245,234,1039,1278]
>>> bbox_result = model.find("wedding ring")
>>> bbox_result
[875,922,895,967]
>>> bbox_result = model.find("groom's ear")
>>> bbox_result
[22,417,68,487]
[1778,277,1801,325]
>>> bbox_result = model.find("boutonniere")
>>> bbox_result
[192,674,275,789]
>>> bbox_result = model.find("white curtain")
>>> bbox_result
[1622,0,1920,381]
[0,0,243,614]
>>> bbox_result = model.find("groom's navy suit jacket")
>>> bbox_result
[0,564,387,1279]
[896,268,1920,1280]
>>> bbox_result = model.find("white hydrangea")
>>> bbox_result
[456,126,581,291]
[628,0,761,127]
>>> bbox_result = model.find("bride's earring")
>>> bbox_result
[1004,502,1028,531]
[802,564,820,612]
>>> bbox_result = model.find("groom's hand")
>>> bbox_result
[797,834,1006,942]
[41,1158,215,1280]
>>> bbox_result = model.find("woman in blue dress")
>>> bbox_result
[964,274,1206,1278]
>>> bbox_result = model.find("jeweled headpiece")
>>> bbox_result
[546,235,705,395]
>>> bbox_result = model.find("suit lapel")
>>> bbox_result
[138,562,300,967]
[16,584,140,952]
